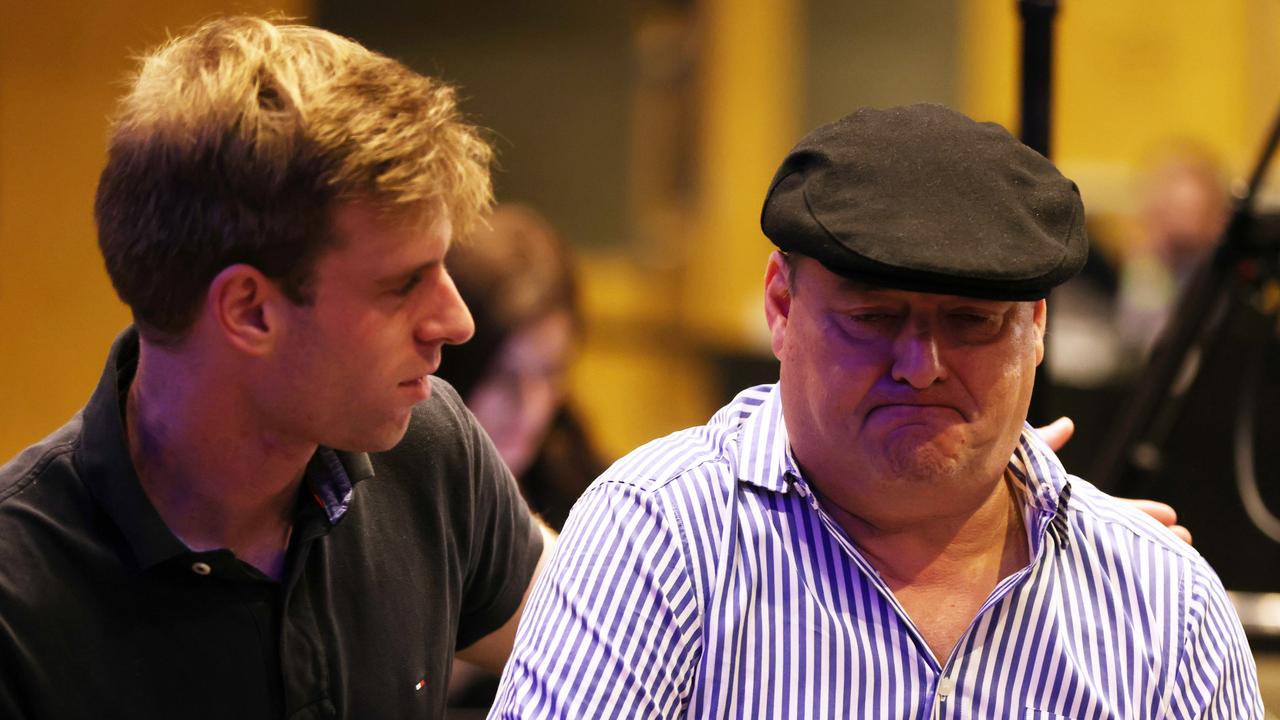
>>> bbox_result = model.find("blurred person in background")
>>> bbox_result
[1043,146,1230,470]
[437,203,605,532]
[1117,144,1232,360]
[439,203,605,714]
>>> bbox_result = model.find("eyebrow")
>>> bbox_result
[379,259,441,286]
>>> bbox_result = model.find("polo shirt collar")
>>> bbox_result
[77,327,375,570]
[311,449,373,525]
[77,328,189,569]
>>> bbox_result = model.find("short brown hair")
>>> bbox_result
[94,16,494,343]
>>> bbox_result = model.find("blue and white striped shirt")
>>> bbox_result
[491,384,1263,719]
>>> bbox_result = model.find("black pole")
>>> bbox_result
[1018,0,1058,426]
[1018,0,1057,158]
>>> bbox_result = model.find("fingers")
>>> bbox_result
[1122,498,1176,525]
[1117,498,1194,546]
[1031,421,1194,547]
[1034,416,1075,452]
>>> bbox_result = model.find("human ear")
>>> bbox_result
[1032,299,1048,366]
[764,251,794,361]
[206,264,281,356]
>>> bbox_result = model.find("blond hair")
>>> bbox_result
[95,16,494,342]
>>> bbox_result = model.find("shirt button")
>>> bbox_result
[938,676,956,698]
[191,562,212,576]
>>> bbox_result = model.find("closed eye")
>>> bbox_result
[392,272,423,297]
[944,312,1003,341]
[949,313,995,324]
[849,313,899,324]
[837,312,903,341]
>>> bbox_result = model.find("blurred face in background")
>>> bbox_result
[1140,155,1229,276]
[466,309,576,477]
[436,203,582,477]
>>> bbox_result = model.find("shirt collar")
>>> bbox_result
[731,383,1073,542]
[732,383,798,494]
[77,327,374,569]
[309,448,373,525]
[76,327,188,569]
[1006,423,1074,549]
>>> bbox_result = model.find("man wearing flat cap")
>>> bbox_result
[489,105,1263,718]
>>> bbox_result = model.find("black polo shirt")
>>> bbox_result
[0,329,543,719]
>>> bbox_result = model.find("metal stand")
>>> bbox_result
[1018,0,1058,426]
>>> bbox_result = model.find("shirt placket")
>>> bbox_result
[926,562,1037,720]
[279,495,338,719]
[787,472,1051,720]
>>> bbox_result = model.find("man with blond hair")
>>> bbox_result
[0,17,545,718]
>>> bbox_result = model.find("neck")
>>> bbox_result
[126,341,315,579]
[815,473,1028,590]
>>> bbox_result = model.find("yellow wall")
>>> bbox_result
[0,1,305,461]
[4,0,1275,463]
[958,0,1280,220]
[592,0,1280,484]
[685,0,802,352]
[573,0,805,459]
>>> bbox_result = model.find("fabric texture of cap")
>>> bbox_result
[760,104,1088,299]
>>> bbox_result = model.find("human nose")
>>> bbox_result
[890,321,947,388]
[417,271,475,346]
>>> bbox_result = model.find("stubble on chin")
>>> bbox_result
[879,428,969,484]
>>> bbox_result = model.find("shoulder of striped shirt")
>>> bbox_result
[1017,427,1210,572]
[1059,474,1212,568]
[584,385,775,496]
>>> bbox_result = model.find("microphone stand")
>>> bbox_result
[1018,0,1056,158]
[1018,0,1058,426]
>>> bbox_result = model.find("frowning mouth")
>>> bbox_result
[867,403,966,422]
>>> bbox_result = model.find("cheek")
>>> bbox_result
[780,325,883,436]
[524,382,562,431]
[789,316,884,373]
[975,349,1039,424]
[466,383,512,437]
[815,333,891,405]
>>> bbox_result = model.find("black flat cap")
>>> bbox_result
[760,104,1087,299]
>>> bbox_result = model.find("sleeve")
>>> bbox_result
[1164,569,1265,718]
[439,380,545,650]
[487,481,702,720]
